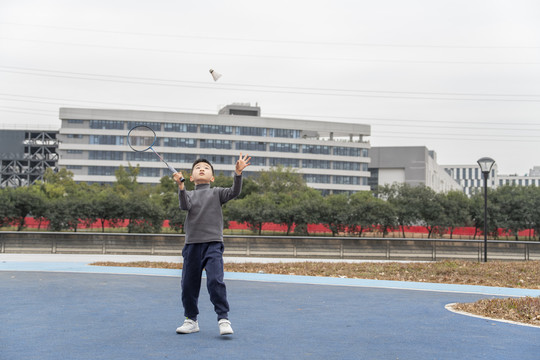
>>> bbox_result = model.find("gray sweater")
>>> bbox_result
[179,174,242,244]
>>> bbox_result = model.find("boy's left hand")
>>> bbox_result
[236,153,251,175]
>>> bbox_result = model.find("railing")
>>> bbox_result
[1,232,539,261]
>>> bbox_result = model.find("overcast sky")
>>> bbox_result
[1,0,539,175]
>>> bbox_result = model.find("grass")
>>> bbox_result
[90,259,540,327]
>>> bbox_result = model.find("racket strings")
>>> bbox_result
[128,126,156,152]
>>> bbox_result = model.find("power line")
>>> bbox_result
[3,22,540,49]
[4,36,540,66]
[2,93,540,134]
[1,65,540,102]
[1,104,539,143]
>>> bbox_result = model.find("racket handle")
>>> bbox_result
[166,164,185,182]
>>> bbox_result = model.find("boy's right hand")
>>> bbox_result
[173,172,185,189]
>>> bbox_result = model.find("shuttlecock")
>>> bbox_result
[209,69,222,81]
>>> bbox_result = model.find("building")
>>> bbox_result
[0,130,58,187]
[444,164,540,196]
[443,164,498,196]
[498,170,540,187]
[57,105,371,194]
[369,146,462,193]
[529,166,540,177]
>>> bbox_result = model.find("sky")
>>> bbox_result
[1,0,539,175]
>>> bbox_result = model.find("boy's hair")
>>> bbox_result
[192,158,214,174]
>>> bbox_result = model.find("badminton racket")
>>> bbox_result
[127,125,185,182]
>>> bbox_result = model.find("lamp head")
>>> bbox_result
[477,157,496,174]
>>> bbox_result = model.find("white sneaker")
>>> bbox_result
[218,319,234,335]
[176,319,199,334]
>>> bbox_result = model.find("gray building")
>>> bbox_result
[57,105,371,194]
[369,146,462,193]
[0,130,58,187]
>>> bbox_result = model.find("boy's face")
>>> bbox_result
[190,162,214,184]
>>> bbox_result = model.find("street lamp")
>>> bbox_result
[477,157,496,262]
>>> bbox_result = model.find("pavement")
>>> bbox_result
[1,254,540,360]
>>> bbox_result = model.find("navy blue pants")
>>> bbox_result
[181,242,229,321]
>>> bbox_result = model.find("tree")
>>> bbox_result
[47,197,82,232]
[5,187,44,231]
[286,187,323,236]
[227,193,276,235]
[370,198,397,237]
[526,186,540,240]
[492,185,530,240]
[348,191,381,237]
[441,190,471,239]
[469,188,500,240]
[125,193,165,233]
[270,188,323,236]
[416,188,445,238]
[320,194,349,236]
[0,189,15,228]
[114,165,140,196]
[94,187,126,232]
[256,165,305,194]
[381,184,422,238]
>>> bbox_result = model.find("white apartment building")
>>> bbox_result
[57,104,371,194]
[443,164,498,196]
[445,164,540,196]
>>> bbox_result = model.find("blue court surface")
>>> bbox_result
[1,258,539,360]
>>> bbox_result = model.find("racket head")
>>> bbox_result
[128,125,156,152]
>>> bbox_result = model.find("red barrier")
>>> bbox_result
[9,217,536,237]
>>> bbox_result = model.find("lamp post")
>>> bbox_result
[477,157,496,262]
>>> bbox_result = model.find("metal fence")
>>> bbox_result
[1,232,539,261]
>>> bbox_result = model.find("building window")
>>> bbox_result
[164,123,197,133]
[89,151,123,160]
[302,145,330,154]
[90,120,124,130]
[269,158,299,167]
[67,134,83,139]
[67,150,83,154]
[90,135,125,145]
[67,119,84,124]
[88,166,117,176]
[268,129,300,138]
[236,141,266,151]
[163,153,197,163]
[236,127,266,136]
[333,161,361,171]
[126,152,156,161]
[199,155,233,165]
[303,174,331,183]
[163,138,196,148]
[200,125,233,134]
[333,146,363,157]
[270,143,300,153]
[334,176,361,185]
[199,139,232,149]
[302,159,331,169]
[139,168,161,177]
[127,122,161,131]
[248,157,266,166]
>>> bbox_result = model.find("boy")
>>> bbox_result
[172,153,251,335]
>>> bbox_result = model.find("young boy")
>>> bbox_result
[172,153,251,336]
